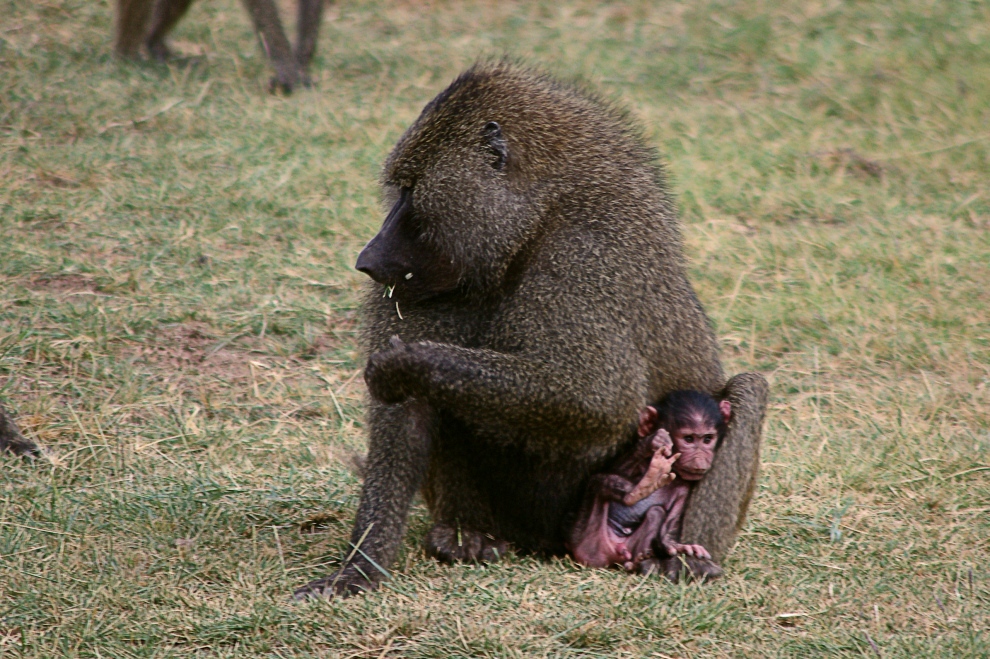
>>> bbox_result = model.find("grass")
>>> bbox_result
[1,0,988,656]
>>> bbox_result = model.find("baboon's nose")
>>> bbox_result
[355,248,384,283]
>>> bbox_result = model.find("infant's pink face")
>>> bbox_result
[670,417,717,481]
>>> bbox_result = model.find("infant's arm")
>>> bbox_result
[659,485,711,560]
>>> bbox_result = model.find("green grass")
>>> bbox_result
[1,0,988,656]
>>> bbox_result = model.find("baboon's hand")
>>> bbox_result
[293,568,378,600]
[364,336,431,404]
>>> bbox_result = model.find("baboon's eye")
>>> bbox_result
[482,121,508,171]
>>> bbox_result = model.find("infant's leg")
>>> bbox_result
[623,506,666,566]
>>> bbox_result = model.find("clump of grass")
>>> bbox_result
[1,0,988,656]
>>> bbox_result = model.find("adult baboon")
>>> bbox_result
[295,61,769,597]
[0,403,38,457]
[114,0,324,93]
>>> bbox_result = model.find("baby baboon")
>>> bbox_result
[0,403,38,457]
[295,61,769,598]
[568,391,731,574]
[115,0,324,93]
[567,407,679,570]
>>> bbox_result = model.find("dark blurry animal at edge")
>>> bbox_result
[114,0,325,93]
[0,404,38,457]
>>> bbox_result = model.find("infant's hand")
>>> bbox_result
[650,428,673,457]
[622,449,678,506]
[662,542,711,560]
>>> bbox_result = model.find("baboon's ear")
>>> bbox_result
[719,399,732,425]
[637,406,658,437]
[483,121,508,170]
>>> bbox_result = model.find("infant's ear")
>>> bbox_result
[719,399,732,424]
[638,406,658,437]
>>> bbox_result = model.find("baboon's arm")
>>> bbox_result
[587,473,639,502]
[679,372,769,563]
[364,340,637,443]
[294,399,432,598]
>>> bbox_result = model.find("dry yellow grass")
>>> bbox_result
[1,0,988,656]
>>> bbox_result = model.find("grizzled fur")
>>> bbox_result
[115,0,324,93]
[0,404,38,457]
[295,61,769,597]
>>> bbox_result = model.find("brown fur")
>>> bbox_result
[114,0,325,93]
[294,61,769,598]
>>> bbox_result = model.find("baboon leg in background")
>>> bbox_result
[115,0,154,59]
[0,404,38,457]
[679,372,769,566]
[295,0,325,76]
[145,0,196,61]
[241,0,299,93]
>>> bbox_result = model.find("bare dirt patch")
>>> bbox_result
[811,148,884,180]
[128,322,257,384]
[27,273,101,294]
[34,170,83,189]
[124,322,344,405]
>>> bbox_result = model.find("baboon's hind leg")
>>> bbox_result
[680,372,769,565]
[241,0,299,93]
[145,0,196,61]
[295,0,324,82]
[115,0,155,59]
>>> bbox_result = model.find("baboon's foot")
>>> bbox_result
[293,566,378,600]
[634,557,663,577]
[269,66,301,94]
[425,523,508,564]
[634,555,723,583]
[650,555,724,583]
[146,39,171,62]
